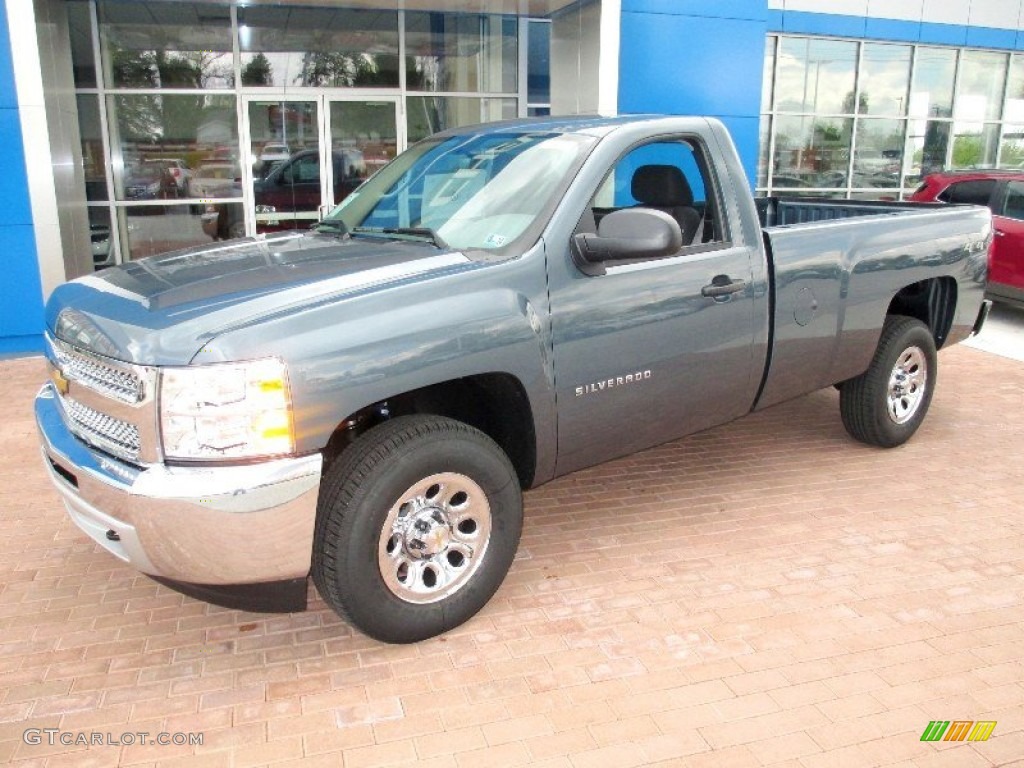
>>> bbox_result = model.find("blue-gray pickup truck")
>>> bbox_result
[36,116,992,643]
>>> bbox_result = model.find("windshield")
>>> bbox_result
[322,131,596,252]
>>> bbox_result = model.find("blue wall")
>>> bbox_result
[768,9,1024,51]
[0,2,43,356]
[617,0,769,189]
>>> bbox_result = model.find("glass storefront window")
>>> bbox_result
[956,51,1009,122]
[88,207,114,270]
[853,118,905,188]
[405,13,517,94]
[98,1,233,89]
[118,203,245,260]
[999,125,1024,167]
[407,96,518,143]
[859,44,911,116]
[906,118,950,180]
[237,7,399,88]
[909,47,956,119]
[527,21,551,104]
[77,95,107,201]
[108,94,239,201]
[775,38,857,114]
[757,117,771,188]
[68,1,96,89]
[951,122,1000,168]
[773,114,853,188]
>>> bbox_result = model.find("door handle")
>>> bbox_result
[701,276,747,299]
[994,230,1005,237]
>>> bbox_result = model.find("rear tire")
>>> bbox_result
[839,315,937,447]
[312,415,522,643]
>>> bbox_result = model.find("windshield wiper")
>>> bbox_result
[312,220,349,236]
[352,226,448,249]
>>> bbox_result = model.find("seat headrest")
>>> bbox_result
[631,164,694,207]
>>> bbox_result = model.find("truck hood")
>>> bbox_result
[46,231,474,365]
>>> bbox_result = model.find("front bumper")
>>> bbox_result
[35,382,322,593]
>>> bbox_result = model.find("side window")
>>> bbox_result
[585,139,723,249]
[998,181,1024,220]
[937,179,996,209]
[282,155,319,185]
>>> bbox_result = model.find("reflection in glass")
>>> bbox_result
[247,101,320,232]
[761,36,776,112]
[527,106,551,117]
[775,38,857,114]
[528,22,551,104]
[77,95,107,201]
[955,51,1008,122]
[119,204,243,260]
[68,1,96,88]
[999,124,1024,167]
[88,207,114,270]
[906,118,950,180]
[329,102,398,202]
[407,97,518,143]
[950,122,1000,169]
[773,115,852,188]
[98,1,233,88]
[406,13,517,93]
[237,7,399,88]
[909,47,956,119]
[757,117,771,188]
[859,44,911,116]
[108,94,239,201]
[1001,54,1024,167]
[853,119,905,188]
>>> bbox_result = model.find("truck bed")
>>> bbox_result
[751,196,991,411]
[755,196,933,228]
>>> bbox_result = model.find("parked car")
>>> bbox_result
[37,116,991,644]
[90,223,112,268]
[910,170,1024,308]
[204,148,366,239]
[123,161,180,201]
[151,158,190,195]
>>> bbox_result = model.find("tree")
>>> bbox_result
[241,53,274,86]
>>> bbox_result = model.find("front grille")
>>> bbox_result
[52,340,144,404]
[61,397,141,461]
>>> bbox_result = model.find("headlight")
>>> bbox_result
[160,358,295,461]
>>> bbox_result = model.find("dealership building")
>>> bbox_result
[2,0,1024,353]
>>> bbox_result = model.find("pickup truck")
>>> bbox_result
[36,116,992,643]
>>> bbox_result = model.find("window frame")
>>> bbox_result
[573,134,732,275]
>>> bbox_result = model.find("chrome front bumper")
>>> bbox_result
[35,383,322,586]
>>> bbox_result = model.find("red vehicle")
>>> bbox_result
[909,170,1024,308]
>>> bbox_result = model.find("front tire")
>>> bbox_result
[839,315,937,447]
[312,415,523,643]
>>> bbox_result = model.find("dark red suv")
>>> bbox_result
[909,170,1024,308]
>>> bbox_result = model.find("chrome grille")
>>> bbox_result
[61,397,141,461]
[51,339,143,404]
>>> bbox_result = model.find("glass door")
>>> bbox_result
[241,95,400,236]
[325,100,399,211]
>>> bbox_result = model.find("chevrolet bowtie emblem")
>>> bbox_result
[50,366,70,395]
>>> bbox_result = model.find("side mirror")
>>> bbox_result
[573,208,683,272]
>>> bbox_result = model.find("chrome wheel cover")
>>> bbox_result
[887,345,928,424]
[377,472,492,604]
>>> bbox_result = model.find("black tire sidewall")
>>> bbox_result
[327,425,521,643]
[869,320,937,446]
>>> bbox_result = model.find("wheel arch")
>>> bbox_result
[886,276,958,348]
[322,372,538,490]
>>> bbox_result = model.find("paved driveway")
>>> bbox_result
[1,342,1022,768]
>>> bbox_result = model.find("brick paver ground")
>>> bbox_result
[1,345,1021,768]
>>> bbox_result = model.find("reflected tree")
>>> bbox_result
[241,53,273,86]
